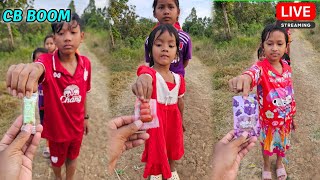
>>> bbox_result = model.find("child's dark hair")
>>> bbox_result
[51,13,83,34]
[147,24,180,67]
[32,48,48,61]
[261,24,288,47]
[44,34,54,44]
[153,0,180,13]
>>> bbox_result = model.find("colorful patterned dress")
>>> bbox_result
[243,58,296,157]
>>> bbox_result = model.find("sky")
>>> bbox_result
[128,0,212,24]
[33,0,109,15]
[33,0,212,24]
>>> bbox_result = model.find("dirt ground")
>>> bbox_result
[29,29,320,180]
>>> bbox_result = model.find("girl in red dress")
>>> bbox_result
[133,24,185,180]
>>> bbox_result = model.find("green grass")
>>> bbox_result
[194,36,259,90]
[85,29,144,110]
[303,19,320,52]
[0,46,34,135]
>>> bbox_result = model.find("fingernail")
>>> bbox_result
[241,131,249,138]
[134,120,143,128]
[26,91,30,98]
[21,124,32,133]
[18,93,23,99]
[12,90,17,96]
[243,96,248,100]
[7,87,11,94]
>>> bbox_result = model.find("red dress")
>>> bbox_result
[137,66,185,179]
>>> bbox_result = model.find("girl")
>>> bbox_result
[44,34,56,54]
[145,0,192,77]
[133,24,185,180]
[229,24,296,180]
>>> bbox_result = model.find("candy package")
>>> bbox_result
[22,93,38,134]
[233,95,260,138]
[134,99,159,130]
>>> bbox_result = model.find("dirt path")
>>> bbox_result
[111,57,215,179]
[32,44,110,179]
[237,30,320,179]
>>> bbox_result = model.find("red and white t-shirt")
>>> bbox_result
[36,51,91,142]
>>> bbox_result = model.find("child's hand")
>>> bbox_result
[6,63,44,98]
[292,119,297,131]
[84,120,89,135]
[132,74,152,102]
[228,74,252,98]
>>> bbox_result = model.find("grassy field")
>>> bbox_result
[303,20,320,52]
[0,46,34,135]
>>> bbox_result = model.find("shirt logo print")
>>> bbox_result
[60,85,82,103]
[53,72,61,78]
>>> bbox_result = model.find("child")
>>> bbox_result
[145,0,192,77]
[146,0,190,132]
[6,13,91,180]
[31,48,50,158]
[229,24,296,180]
[133,24,185,180]
[44,34,57,54]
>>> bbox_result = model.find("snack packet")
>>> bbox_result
[134,99,159,130]
[233,95,260,138]
[22,93,38,134]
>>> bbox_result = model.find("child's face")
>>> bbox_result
[152,30,177,66]
[154,0,180,25]
[34,52,44,62]
[263,30,287,63]
[44,37,56,53]
[53,21,84,55]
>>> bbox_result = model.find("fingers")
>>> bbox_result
[238,140,257,160]
[17,64,31,98]
[219,130,235,144]
[231,131,249,147]
[0,115,23,146]
[6,124,32,153]
[242,75,251,98]
[145,79,152,101]
[117,120,143,137]
[25,67,40,98]
[228,77,238,93]
[108,116,135,129]
[136,80,145,101]
[128,132,150,141]
[125,139,145,150]
[132,83,138,96]
[24,124,43,161]
[8,64,25,97]
[6,65,16,94]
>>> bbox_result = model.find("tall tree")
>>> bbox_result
[0,0,29,49]
[214,2,231,40]
[68,0,76,13]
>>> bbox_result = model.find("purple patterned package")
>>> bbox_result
[233,95,260,138]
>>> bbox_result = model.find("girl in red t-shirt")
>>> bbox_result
[133,24,185,180]
[229,24,296,180]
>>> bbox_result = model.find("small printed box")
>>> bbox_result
[233,95,260,138]
[22,93,38,134]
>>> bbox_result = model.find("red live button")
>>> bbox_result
[276,2,316,21]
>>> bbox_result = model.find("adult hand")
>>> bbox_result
[211,131,257,180]
[107,116,149,173]
[0,115,43,180]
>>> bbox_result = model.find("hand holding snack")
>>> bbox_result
[132,74,153,102]
[228,74,252,98]
[6,63,44,98]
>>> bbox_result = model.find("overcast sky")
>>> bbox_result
[33,0,212,24]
